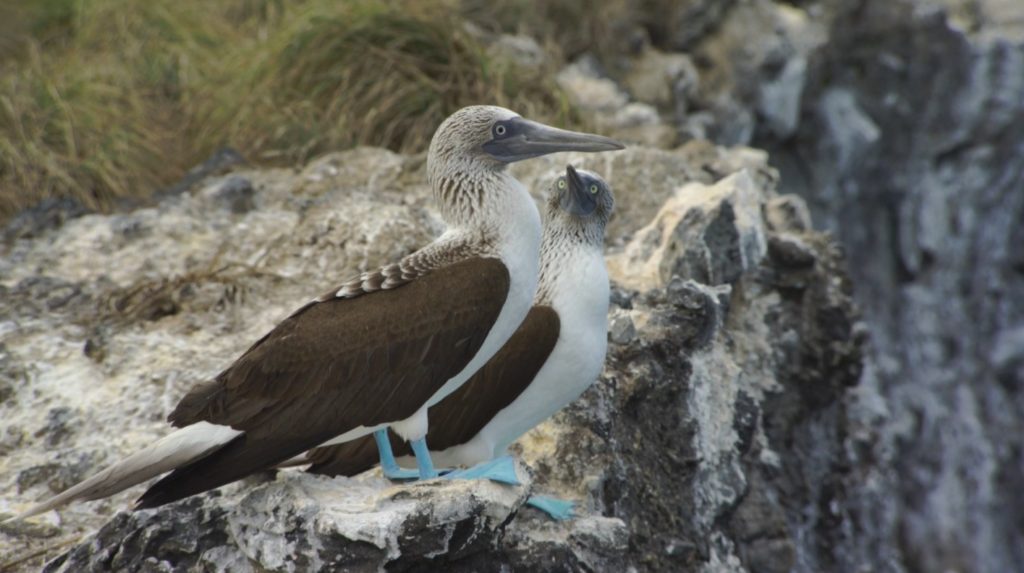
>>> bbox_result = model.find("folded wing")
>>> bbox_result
[136,256,509,508]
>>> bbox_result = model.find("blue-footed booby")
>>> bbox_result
[300,166,614,505]
[9,107,622,519]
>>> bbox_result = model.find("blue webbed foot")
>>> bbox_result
[526,495,575,521]
[442,455,520,485]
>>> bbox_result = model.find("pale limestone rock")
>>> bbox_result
[608,171,769,291]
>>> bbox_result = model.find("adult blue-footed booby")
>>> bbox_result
[9,107,622,519]
[300,166,614,500]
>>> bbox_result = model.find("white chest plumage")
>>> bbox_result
[390,177,542,441]
[432,244,609,467]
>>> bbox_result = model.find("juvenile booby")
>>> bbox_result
[299,166,614,488]
[10,107,622,519]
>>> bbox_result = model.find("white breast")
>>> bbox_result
[430,243,610,467]
[390,177,542,441]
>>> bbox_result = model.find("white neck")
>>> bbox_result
[391,161,543,440]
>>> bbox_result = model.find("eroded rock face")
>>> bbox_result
[751,2,1024,571]
[581,0,1024,569]
[515,169,861,573]
[0,143,861,571]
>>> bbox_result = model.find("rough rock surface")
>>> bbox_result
[577,0,1024,570]
[43,469,534,573]
[746,1,1024,571]
[0,140,858,571]
[572,2,1024,568]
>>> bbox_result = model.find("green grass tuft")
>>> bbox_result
[0,0,577,222]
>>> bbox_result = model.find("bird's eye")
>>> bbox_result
[557,178,566,189]
[495,124,507,136]
[589,185,598,194]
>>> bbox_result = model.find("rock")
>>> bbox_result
[37,462,632,572]
[555,58,676,148]
[515,183,860,571]
[0,142,865,571]
[578,2,1024,565]
[767,233,816,268]
[504,514,630,571]
[623,49,699,112]
[644,0,740,51]
[653,0,826,146]
[486,34,547,71]
[204,175,257,214]
[556,57,630,114]
[608,310,637,345]
[608,170,770,290]
[35,407,76,448]
[608,103,677,148]
[161,147,248,197]
[757,54,807,138]
[16,451,97,495]
[754,2,1024,570]
[1,197,91,243]
[817,88,881,173]
[764,194,812,233]
[42,469,532,572]
[0,343,21,406]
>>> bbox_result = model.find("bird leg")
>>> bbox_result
[409,437,439,479]
[373,429,420,480]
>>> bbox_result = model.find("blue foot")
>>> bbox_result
[374,429,420,481]
[410,437,438,480]
[526,495,575,521]
[442,455,520,485]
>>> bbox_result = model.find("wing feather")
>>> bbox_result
[136,256,510,508]
[305,305,560,477]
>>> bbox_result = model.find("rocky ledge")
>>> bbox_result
[0,141,860,571]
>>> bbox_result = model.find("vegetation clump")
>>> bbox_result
[0,0,575,221]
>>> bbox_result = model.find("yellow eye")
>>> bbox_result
[589,184,598,194]
[557,179,566,189]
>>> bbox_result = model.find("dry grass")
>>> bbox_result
[202,0,574,161]
[0,0,577,222]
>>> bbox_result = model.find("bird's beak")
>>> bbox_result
[483,118,624,163]
[560,164,598,216]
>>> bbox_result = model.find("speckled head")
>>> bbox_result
[545,165,615,246]
[427,106,623,227]
[427,106,624,177]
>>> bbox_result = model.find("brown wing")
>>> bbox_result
[135,257,509,509]
[305,305,560,477]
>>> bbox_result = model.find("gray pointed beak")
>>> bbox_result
[483,118,624,163]
[560,164,598,216]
